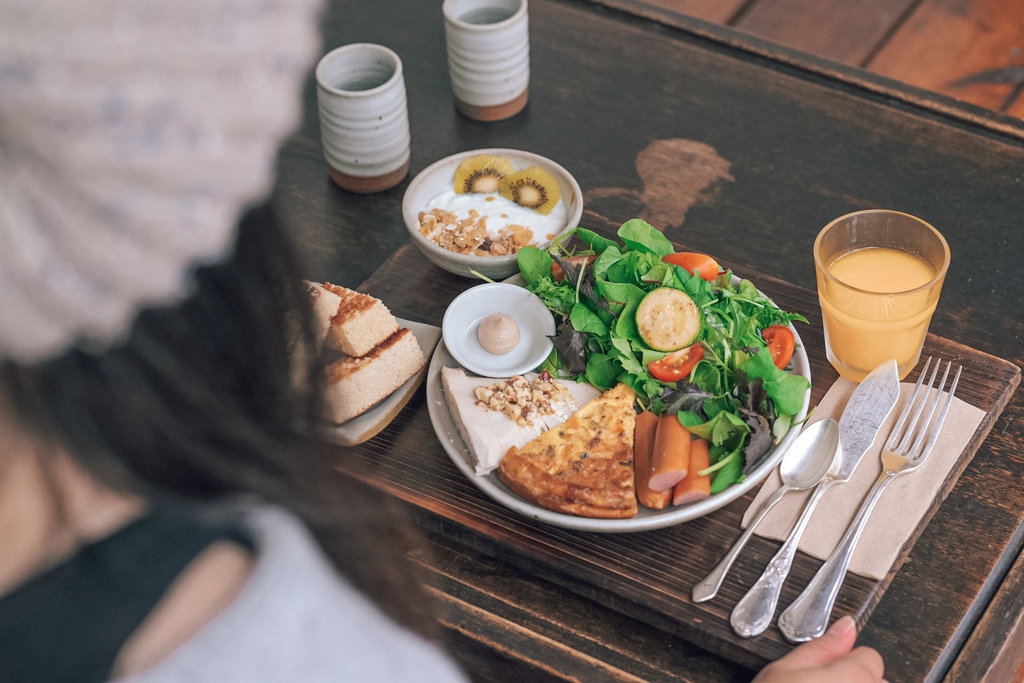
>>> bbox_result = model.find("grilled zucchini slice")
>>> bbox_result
[635,287,702,352]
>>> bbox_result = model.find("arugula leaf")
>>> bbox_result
[518,246,552,288]
[641,262,677,286]
[603,250,656,285]
[676,410,705,428]
[710,446,745,493]
[585,353,621,390]
[617,219,674,256]
[596,280,646,315]
[613,296,642,342]
[593,245,625,280]
[687,410,749,447]
[570,302,609,337]
[741,347,811,416]
[609,335,646,376]
[576,228,618,254]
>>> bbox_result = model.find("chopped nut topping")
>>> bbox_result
[473,375,574,427]
[417,207,535,256]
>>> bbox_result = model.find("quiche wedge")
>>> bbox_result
[498,383,638,519]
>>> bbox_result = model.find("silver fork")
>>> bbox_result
[778,357,961,642]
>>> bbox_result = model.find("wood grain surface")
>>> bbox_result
[273,0,1024,680]
[345,240,1017,673]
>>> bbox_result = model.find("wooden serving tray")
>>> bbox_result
[336,241,1018,669]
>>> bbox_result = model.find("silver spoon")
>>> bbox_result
[692,418,841,603]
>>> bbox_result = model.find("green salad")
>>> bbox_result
[517,218,811,494]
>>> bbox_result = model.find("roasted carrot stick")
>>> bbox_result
[673,438,711,505]
[649,413,690,492]
[634,410,671,510]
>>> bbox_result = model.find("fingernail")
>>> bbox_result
[827,615,856,639]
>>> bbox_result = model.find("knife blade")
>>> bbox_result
[834,359,901,479]
[729,358,901,638]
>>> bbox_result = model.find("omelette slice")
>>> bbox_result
[498,383,638,519]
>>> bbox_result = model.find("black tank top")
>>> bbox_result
[0,504,251,683]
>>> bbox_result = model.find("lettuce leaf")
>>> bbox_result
[741,347,811,416]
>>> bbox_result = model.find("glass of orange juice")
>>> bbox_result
[814,210,950,381]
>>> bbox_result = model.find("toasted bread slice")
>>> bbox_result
[306,281,343,345]
[498,383,638,519]
[321,282,399,357]
[325,328,425,423]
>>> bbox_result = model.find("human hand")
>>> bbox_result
[752,616,885,683]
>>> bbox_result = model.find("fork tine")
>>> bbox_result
[906,361,952,457]
[888,357,936,453]
[916,363,961,460]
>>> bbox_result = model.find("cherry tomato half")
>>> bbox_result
[762,325,796,369]
[662,252,720,281]
[551,255,598,282]
[648,344,705,383]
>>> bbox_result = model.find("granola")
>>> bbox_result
[418,207,535,256]
[473,374,574,427]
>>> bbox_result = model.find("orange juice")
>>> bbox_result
[818,246,940,381]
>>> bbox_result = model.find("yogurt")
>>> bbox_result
[423,190,566,245]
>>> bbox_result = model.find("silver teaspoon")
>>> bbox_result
[693,419,840,603]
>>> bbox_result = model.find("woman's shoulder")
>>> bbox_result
[117,502,468,683]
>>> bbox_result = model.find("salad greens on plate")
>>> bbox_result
[517,218,811,494]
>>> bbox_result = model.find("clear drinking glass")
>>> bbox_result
[814,210,950,381]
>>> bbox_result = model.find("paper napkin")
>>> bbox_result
[741,377,985,580]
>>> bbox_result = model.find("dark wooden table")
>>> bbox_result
[272,1,1024,681]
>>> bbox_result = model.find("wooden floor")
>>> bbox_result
[648,0,1024,119]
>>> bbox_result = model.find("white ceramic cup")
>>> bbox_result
[442,0,529,121]
[315,43,410,193]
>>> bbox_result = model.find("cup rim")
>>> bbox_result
[442,0,527,30]
[813,209,951,297]
[315,43,403,97]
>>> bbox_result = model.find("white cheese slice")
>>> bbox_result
[441,367,601,476]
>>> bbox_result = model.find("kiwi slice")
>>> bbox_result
[453,155,515,194]
[499,167,561,215]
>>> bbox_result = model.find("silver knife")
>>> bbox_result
[730,359,901,638]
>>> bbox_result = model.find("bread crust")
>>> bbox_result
[321,282,399,357]
[324,328,425,423]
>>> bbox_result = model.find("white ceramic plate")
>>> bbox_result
[442,282,555,377]
[426,284,812,533]
[331,318,441,446]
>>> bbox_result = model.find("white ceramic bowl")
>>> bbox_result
[442,282,555,377]
[402,148,583,279]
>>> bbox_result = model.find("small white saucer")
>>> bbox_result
[442,282,555,377]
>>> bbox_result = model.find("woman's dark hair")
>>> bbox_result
[0,202,439,637]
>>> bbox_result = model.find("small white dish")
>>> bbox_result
[442,282,554,377]
[331,318,441,446]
